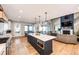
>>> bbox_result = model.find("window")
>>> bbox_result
[39,25,42,32]
[28,25,34,31]
[29,25,33,31]
[14,23,21,36]
[24,26,28,31]
[14,23,21,33]
[24,25,34,33]
[42,26,46,32]
[42,25,50,34]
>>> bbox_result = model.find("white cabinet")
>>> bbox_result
[0,43,6,55]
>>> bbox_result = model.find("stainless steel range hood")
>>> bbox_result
[0,5,8,22]
[0,18,6,22]
[0,11,8,22]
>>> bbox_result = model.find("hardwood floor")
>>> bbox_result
[52,40,79,55]
[8,36,79,55]
[8,37,39,55]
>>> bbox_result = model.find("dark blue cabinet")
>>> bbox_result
[27,35,52,55]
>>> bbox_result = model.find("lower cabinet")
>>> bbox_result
[1,47,6,55]
[0,43,6,55]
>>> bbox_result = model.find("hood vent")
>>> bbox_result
[0,18,5,22]
[0,11,8,22]
[0,5,8,22]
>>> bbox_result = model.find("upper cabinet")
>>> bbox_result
[0,5,8,22]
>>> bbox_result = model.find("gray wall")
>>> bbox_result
[51,17,61,34]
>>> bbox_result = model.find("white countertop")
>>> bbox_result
[0,34,12,38]
[29,33,56,41]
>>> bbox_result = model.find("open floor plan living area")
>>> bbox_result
[0,4,79,55]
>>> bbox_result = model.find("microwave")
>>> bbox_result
[37,39,44,49]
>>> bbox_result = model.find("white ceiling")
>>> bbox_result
[1,4,79,23]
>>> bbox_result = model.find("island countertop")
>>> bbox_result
[28,33,56,41]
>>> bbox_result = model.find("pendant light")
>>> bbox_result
[38,16,40,24]
[44,12,47,25]
[44,12,48,34]
[38,16,41,32]
[45,12,47,21]
[34,17,37,33]
[35,17,36,24]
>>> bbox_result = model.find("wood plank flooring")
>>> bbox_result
[52,40,79,55]
[8,36,79,55]
[8,37,39,55]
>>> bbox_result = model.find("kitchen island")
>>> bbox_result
[27,33,56,55]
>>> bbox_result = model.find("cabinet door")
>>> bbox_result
[1,47,6,55]
[1,50,6,55]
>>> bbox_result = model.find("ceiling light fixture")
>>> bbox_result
[18,16,21,18]
[45,12,47,22]
[19,10,23,13]
[35,17,37,24]
[38,16,41,23]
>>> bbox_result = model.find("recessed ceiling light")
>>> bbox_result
[19,10,23,13]
[18,16,21,18]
